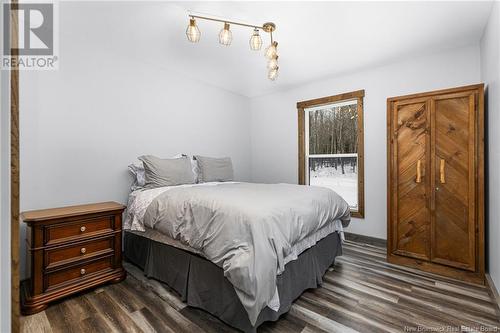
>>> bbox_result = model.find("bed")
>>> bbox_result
[123,181,350,332]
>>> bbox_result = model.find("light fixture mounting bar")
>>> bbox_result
[189,14,275,32]
[185,12,279,81]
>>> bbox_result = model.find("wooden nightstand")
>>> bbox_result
[20,201,126,315]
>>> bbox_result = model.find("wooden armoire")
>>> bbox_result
[387,84,484,284]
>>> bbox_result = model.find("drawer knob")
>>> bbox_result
[80,247,86,254]
[80,226,86,232]
[80,268,86,275]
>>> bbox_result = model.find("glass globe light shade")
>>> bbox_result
[219,22,232,46]
[267,55,278,70]
[249,28,263,51]
[186,18,201,43]
[268,67,279,81]
[264,41,278,59]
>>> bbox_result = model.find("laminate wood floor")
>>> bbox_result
[21,239,500,333]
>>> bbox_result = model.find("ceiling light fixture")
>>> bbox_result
[185,13,280,81]
[219,22,232,46]
[186,18,201,43]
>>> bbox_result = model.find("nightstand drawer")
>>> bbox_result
[45,256,113,291]
[45,236,114,269]
[45,216,114,245]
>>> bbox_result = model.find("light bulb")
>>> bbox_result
[186,18,201,43]
[219,22,232,46]
[249,28,262,51]
[264,41,278,59]
[267,55,278,70]
[268,67,279,81]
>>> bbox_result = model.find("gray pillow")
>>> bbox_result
[194,155,234,182]
[138,155,195,188]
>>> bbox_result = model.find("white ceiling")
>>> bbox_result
[67,1,493,97]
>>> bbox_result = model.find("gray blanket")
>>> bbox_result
[143,182,350,325]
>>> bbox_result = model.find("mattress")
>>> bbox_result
[127,227,204,256]
[127,222,344,268]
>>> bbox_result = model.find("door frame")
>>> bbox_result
[5,1,21,331]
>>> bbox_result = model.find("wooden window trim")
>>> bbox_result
[297,89,365,219]
[297,89,365,109]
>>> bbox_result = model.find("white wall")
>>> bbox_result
[480,1,500,292]
[19,5,251,279]
[20,63,251,210]
[250,44,482,239]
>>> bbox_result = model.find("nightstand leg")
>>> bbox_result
[110,270,127,284]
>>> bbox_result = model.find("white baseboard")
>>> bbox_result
[485,273,500,318]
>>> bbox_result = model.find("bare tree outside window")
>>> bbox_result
[308,101,359,208]
[298,90,365,218]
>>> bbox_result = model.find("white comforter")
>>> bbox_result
[124,182,350,325]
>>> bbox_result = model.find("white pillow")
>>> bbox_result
[190,157,200,183]
[173,154,200,183]
[128,161,146,190]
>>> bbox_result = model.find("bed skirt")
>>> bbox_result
[123,230,342,333]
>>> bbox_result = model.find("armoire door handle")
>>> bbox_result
[416,159,422,183]
[440,159,446,183]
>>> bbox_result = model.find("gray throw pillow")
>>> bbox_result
[138,155,195,188]
[194,155,234,182]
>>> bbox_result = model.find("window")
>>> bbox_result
[297,90,365,218]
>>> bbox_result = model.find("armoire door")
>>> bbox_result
[390,98,431,261]
[431,92,476,271]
